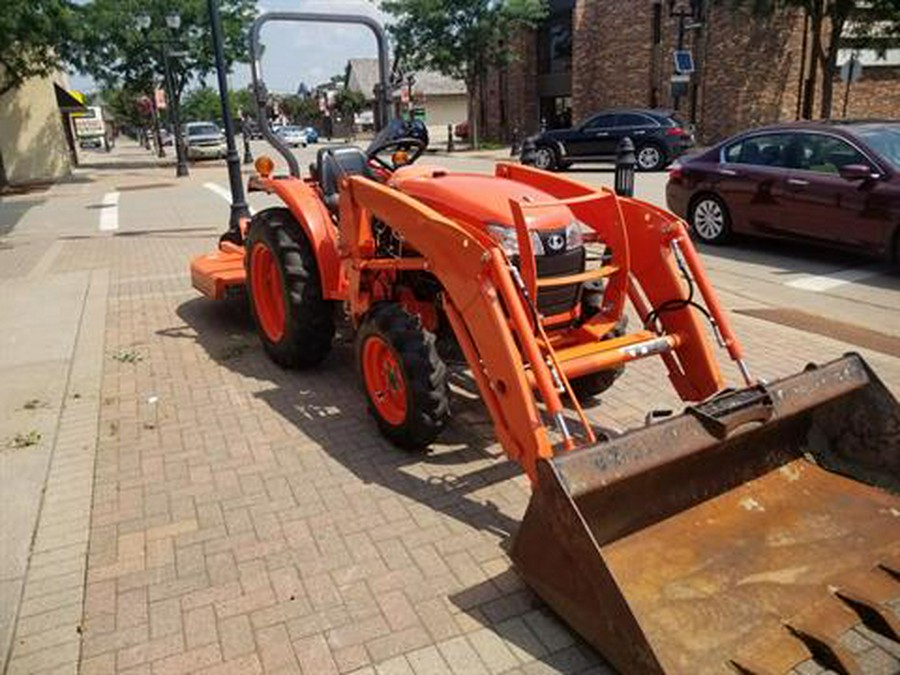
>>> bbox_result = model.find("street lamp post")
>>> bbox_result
[137,12,189,177]
[207,0,250,243]
[136,14,166,159]
[164,13,189,177]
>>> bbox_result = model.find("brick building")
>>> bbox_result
[482,0,899,145]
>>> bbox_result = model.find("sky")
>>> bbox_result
[68,0,388,95]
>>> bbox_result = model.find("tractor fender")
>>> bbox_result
[249,176,344,299]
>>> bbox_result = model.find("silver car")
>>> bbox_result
[275,125,308,148]
[184,122,227,160]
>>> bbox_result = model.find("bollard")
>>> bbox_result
[243,133,253,165]
[447,124,454,153]
[614,136,636,198]
[510,127,520,157]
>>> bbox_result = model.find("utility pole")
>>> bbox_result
[208,0,251,244]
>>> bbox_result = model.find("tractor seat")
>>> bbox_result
[316,146,371,214]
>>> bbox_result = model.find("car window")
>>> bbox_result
[616,113,654,127]
[583,114,617,130]
[785,133,868,173]
[188,123,219,136]
[852,126,900,170]
[724,133,792,167]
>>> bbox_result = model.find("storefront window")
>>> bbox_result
[538,11,573,75]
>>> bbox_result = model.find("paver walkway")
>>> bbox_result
[1,141,898,675]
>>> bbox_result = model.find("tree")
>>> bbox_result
[334,88,366,121]
[382,0,547,145]
[718,0,900,119]
[70,0,256,112]
[0,0,75,97]
[180,86,256,123]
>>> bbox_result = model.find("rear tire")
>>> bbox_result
[635,143,667,171]
[357,304,449,450]
[689,194,732,244]
[246,208,335,368]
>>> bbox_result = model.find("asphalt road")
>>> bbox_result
[240,139,899,342]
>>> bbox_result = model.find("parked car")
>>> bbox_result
[303,127,319,143]
[521,108,694,172]
[666,120,900,260]
[184,122,227,160]
[276,125,307,147]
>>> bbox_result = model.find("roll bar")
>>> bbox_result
[248,11,392,178]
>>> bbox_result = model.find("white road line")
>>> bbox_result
[98,191,120,231]
[784,265,883,292]
[204,182,255,215]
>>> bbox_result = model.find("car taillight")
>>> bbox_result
[666,127,688,137]
[669,166,684,182]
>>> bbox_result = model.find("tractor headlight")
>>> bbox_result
[566,220,586,249]
[486,223,545,257]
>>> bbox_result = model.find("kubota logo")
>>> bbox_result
[546,233,565,252]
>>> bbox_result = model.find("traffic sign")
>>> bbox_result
[840,56,863,83]
[673,50,694,74]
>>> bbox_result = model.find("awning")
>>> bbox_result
[54,83,87,112]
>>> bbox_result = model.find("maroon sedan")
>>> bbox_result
[666,121,900,261]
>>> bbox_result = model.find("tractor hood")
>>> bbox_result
[390,168,574,231]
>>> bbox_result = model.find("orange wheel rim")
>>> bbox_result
[250,243,286,342]
[362,335,407,426]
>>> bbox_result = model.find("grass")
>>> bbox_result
[9,430,42,449]
[110,348,144,364]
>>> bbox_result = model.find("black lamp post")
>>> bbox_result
[208,0,250,244]
[136,14,166,159]
[137,12,190,177]
[163,13,189,177]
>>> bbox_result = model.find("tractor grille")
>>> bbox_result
[535,244,585,318]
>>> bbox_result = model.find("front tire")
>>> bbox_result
[690,194,732,244]
[246,208,335,368]
[357,304,449,450]
[533,146,559,171]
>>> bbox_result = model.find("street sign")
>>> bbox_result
[673,50,695,74]
[840,57,863,83]
[671,73,690,83]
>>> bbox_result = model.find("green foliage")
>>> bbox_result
[382,0,547,88]
[70,0,256,101]
[100,85,151,128]
[334,88,367,119]
[180,86,254,123]
[716,0,900,117]
[278,95,322,125]
[0,0,76,96]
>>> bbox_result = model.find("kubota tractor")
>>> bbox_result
[191,11,900,674]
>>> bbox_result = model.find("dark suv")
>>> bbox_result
[521,108,694,172]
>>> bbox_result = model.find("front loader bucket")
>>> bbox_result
[512,354,900,674]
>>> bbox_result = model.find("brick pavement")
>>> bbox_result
[1,144,898,675]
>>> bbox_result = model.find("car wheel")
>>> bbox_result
[533,146,558,171]
[635,144,667,171]
[690,195,732,244]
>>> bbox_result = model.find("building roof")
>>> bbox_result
[345,58,466,99]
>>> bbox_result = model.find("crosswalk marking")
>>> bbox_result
[785,265,883,292]
[204,182,255,215]
[98,191,120,231]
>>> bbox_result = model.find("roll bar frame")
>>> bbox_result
[248,11,392,178]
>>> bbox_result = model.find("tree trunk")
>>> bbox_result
[802,0,824,120]
[820,12,847,119]
[0,147,8,189]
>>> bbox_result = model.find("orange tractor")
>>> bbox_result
[191,11,900,674]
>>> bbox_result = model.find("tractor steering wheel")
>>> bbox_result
[367,136,427,172]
